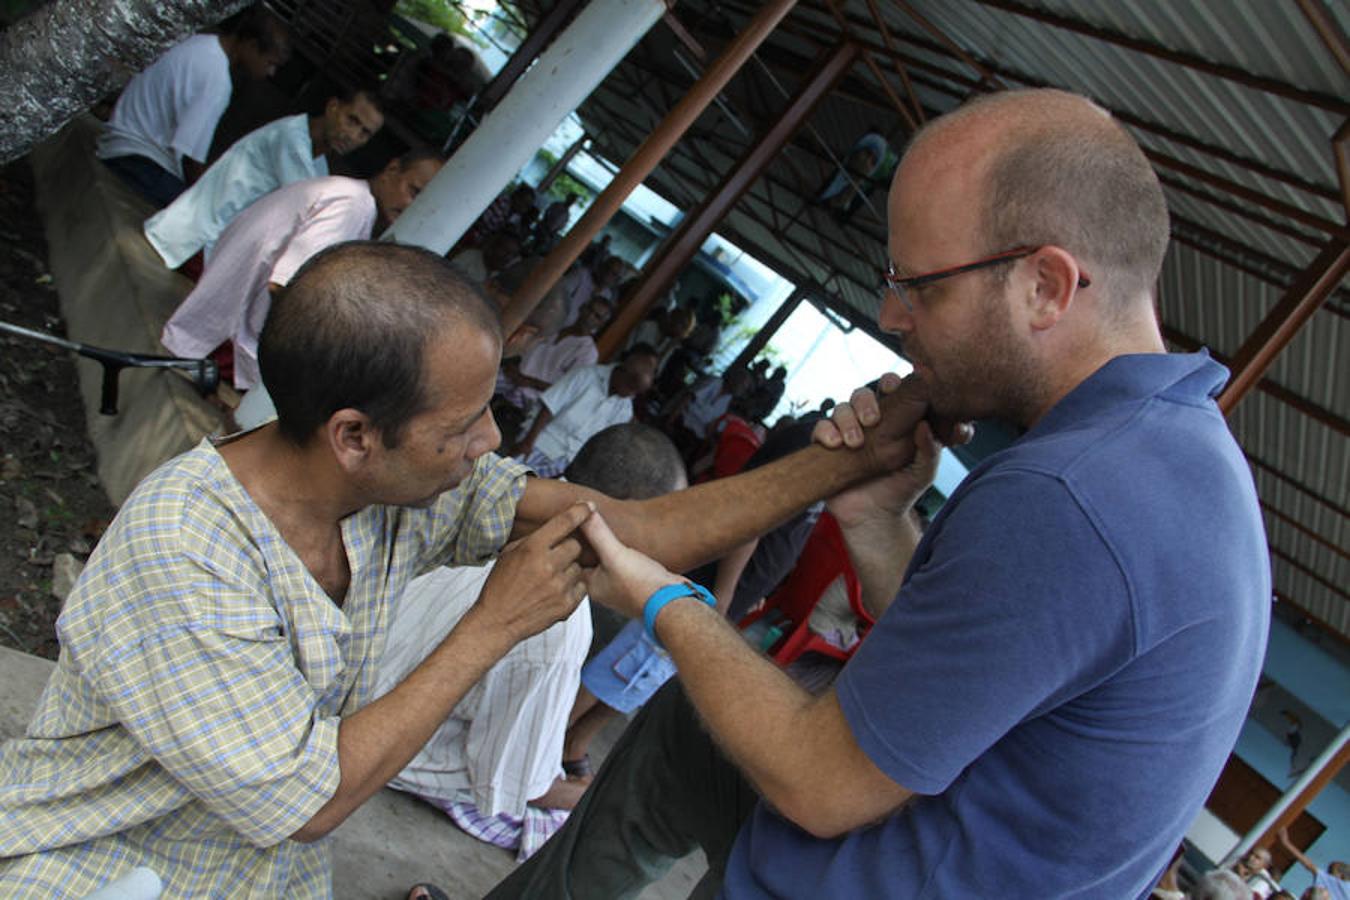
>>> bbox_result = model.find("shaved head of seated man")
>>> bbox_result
[483,88,1270,900]
[0,241,932,898]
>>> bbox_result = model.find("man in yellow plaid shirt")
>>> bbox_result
[0,241,930,897]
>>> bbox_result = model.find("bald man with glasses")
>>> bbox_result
[484,88,1269,900]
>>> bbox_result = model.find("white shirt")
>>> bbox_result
[682,376,731,437]
[144,113,328,268]
[160,175,377,389]
[375,564,592,817]
[97,34,233,180]
[533,364,634,465]
[497,333,598,408]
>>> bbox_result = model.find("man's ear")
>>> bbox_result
[324,407,380,473]
[1027,246,1084,331]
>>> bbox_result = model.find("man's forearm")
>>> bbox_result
[290,609,513,842]
[841,510,923,619]
[520,439,914,576]
[654,599,911,837]
[514,407,551,456]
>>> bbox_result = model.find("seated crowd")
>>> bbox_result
[0,9,1310,900]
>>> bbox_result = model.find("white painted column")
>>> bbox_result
[384,0,666,254]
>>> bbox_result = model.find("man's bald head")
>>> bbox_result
[258,241,501,447]
[905,89,1169,309]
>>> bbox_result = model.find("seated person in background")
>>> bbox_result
[497,296,613,412]
[667,365,754,460]
[0,240,932,898]
[143,89,385,269]
[465,183,536,248]
[526,197,574,256]
[451,231,522,287]
[374,424,686,861]
[511,345,659,478]
[160,149,443,391]
[559,254,626,327]
[1280,827,1350,900]
[97,5,290,207]
[626,306,696,372]
[1232,843,1283,899]
[563,420,823,775]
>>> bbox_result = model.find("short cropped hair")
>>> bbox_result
[564,423,686,499]
[223,4,288,55]
[1191,870,1249,900]
[257,241,501,447]
[623,342,658,363]
[340,86,384,114]
[397,147,445,170]
[915,89,1169,307]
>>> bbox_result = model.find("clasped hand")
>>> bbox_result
[812,373,973,527]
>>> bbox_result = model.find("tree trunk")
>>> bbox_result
[0,0,251,164]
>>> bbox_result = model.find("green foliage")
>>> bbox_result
[395,0,475,40]
[547,172,593,205]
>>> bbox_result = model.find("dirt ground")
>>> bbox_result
[0,159,117,660]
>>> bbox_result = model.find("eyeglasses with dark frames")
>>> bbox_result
[882,245,1092,312]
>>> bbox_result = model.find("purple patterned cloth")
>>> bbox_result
[419,793,569,861]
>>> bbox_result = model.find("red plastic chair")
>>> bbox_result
[738,512,875,666]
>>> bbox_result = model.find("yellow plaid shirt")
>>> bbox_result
[0,439,527,898]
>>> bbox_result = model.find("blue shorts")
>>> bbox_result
[580,619,677,714]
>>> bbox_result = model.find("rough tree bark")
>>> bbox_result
[0,0,251,164]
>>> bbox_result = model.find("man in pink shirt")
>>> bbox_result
[497,297,613,411]
[160,150,442,390]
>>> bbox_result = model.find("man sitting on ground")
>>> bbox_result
[143,89,385,269]
[374,423,686,860]
[97,5,290,207]
[0,241,931,897]
[511,346,659,478]
[485,88,1269,899]
[497,296,613,413]
[160,149,443,392]
[450,231,523,288]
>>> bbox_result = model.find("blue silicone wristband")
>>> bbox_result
[643,581,717,646]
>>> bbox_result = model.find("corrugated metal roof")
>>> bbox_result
[521,0,1350,640]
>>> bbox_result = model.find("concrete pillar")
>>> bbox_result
[500,0,801,334]
[596,41,858,359]
[383,0,667,254]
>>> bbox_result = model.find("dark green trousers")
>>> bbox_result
[485,682,760,899]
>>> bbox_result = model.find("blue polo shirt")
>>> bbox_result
[721,352,1270,898]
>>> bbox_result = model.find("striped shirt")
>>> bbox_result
[0,439,527,899]
[377,565,592,821]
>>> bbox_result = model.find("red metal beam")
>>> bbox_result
[971,0,1350,115]
[1294,0,1350,80]
[1261,503,1350,564]
[1271,547,1350,604]
[767,1,1342,206]
[597,41,860,358]
[1246,452,1350,521]
[1160,326,1349,437]
[1218,241,1350,414]
[502,0,802,332]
